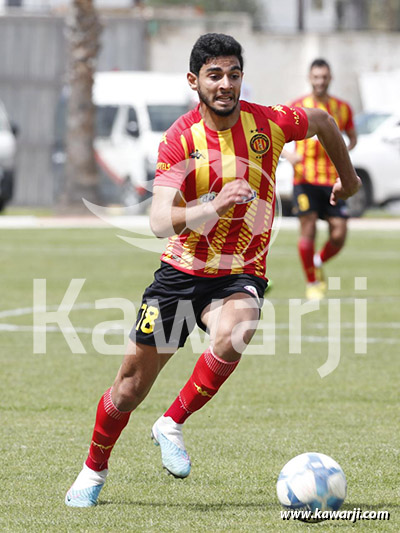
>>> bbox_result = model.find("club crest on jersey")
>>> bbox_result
[250,133,270,156]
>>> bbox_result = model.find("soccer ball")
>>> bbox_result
[276,452,347,513]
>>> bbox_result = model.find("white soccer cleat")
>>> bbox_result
[306,281,327,301]
[151,416,191,478]
[65,464,108,507]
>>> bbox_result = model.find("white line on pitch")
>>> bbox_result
[1,323,398,346]
[0,302,96,319]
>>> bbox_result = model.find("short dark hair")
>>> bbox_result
[310,58,331,71]
[189,33,244,76]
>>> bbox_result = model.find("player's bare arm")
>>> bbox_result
[281,148,302,167]
[346,127,357,151]
[150,181,254,237]
[304,107,361,204]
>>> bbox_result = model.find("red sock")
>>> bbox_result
[164,348,240,424]
[298,237,315,282]
[319,240,342,263]
[85,388,131,471]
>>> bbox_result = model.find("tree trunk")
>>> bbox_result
[60,0,102,212]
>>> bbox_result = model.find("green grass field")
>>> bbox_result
[1,224,399,532]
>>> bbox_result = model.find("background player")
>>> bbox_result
[65,35,360,507]
[284,58,357,300]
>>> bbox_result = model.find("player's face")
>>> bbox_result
[193,56,243,117]
[309,66,331,98]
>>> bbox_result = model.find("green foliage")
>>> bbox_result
[0,227,399,532]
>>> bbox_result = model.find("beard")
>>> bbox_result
[312,85,328,97]
[197,86,239,117]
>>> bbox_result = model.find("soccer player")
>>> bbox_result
[65,34,360,507]
[284,58,357,300]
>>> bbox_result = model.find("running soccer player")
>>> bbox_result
[65,35,361,507]
[284,58,358,301]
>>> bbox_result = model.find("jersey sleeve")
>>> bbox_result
[153,130,188,191]
[271,104,309,142]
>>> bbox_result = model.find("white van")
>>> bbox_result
[53,71,195,209]
[0,99,17,211]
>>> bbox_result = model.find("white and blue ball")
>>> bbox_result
[277,452,347,513]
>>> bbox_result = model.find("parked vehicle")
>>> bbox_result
[53,71,195,210]
[276,112,400,217]
[0,99,17,211]
[347,112,400,216]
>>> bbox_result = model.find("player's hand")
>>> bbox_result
[330,176,362,206]
[213,180,254,216]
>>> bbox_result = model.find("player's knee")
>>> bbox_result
[330,220,347,246]
[331,232,346,248]
[213,324,254,359]
[300,220,317,241]
[213,333,238,360]
[112,374,151,411]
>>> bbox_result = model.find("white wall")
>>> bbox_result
[305,0,337,32]
[259,0,337,33]
[149,27,400,113]
[260,0,299,33]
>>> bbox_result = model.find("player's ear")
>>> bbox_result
[187,72,198,91]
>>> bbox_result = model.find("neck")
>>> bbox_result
[199,102,241,131]
[313,93,329,104]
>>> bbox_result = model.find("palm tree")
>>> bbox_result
[60,0,102,211]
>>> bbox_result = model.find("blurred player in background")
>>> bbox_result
[65,36,360,507]
[284,59,357,300]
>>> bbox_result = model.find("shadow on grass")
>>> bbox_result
[99,500,278,510]
[343,503,398,511]
[98,500,400,515]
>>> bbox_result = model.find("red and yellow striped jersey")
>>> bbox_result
[290,94,354,186]
[154,101,308,279]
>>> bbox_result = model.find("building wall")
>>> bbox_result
[259,0,337,33]
[149,24,400,112]
[0,14,147,206]
[2,11,400,206]
[0,0,133,8]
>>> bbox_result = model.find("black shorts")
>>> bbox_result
[293,183,349,219]
[130,262,268,350]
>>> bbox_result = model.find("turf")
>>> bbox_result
[0,225,399,532]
